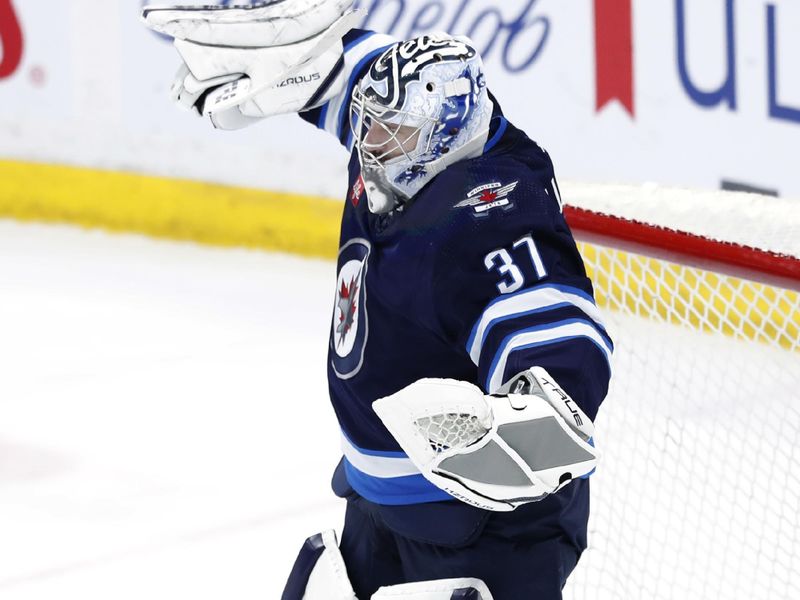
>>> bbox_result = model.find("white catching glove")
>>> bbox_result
[141,1,364,129]
[372,367,598,512]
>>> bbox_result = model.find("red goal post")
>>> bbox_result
[566,205,800,293]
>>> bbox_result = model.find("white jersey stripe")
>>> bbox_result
[486,319,613,394]
[341,432,420,478]
[467,285,608,364]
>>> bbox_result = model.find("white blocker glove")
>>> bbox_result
[141,1,364,129]
[372,367,598,512]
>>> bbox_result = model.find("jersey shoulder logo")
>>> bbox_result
[454,180,519,215]
[331,238,371,380]
[350,175,364,207]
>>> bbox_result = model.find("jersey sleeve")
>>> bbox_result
[298,29,396,150]
[431,162,613,421]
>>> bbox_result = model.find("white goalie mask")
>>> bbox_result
[351,33,494,214]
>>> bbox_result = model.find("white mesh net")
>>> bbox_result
[414,413,489,454]
[564,238,800,600]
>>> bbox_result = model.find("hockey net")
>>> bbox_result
[560,184,800,600]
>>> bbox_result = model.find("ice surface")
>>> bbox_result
[0,221,342,599]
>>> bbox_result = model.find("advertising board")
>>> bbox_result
[0,0,797,199]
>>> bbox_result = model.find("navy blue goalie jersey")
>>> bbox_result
[299,31,612,525]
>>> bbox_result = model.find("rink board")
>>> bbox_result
[2,159,797,351]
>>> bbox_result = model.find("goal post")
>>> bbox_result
[560,184,800,600]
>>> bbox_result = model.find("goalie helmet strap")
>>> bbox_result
[443,78,472,97]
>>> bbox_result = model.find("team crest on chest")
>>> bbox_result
[454,180,519,216]
[336,274,359,346]
[331,238,370,379]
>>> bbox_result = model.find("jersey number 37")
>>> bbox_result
[484,234,547,294]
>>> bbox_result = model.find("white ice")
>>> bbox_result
[0,220,343,599]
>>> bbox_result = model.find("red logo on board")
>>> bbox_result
[0,0,23,80]
[594,0,634,116]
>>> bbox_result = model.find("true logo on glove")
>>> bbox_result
[541,375,584,428]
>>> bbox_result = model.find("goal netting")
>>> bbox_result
[560,184,800,600]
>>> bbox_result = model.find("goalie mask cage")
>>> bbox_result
[559,184,800,600]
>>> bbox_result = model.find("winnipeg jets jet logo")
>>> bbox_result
[454,180,519,215]
[331,239,371,379]
[366,35,476,110]
[336,272,360,348]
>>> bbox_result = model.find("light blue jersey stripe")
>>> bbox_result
[483,116,508,152]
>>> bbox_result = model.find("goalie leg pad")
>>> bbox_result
[372,578,494,600]
[282,530,357,600]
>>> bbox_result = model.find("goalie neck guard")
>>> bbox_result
[351,33,493,214]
